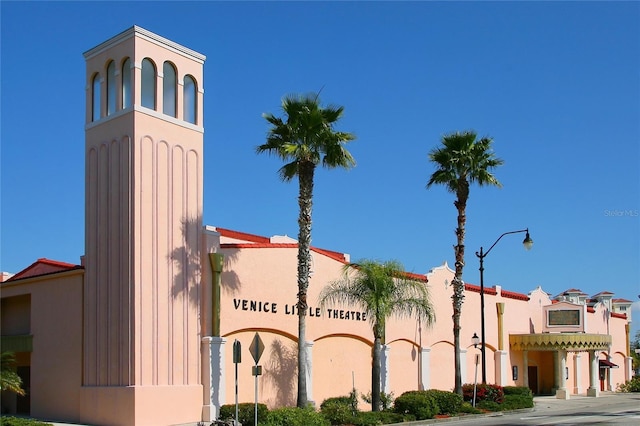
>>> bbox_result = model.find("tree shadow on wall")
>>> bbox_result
[220,248,241,296]
[263,339,297,407]
[170,216,202,307]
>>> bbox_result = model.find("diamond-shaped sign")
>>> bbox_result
[249,332,265,364]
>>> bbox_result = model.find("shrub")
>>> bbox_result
[458,401,482,414]
[320,399,355,425]
[423,389,463,415]
[219,402,268,425]
[462,383,504,404]
[616,376,640,393]
[392,390,437,420]
[0,419,53,426]
[360,391,395,411]
[263,406,329,426]
[476,399,501,412]
[503,386,533,397]
[348,411,405,426]
[500,394,534,410]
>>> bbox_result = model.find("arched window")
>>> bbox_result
[106,61,116,116]
[183,75,197,124]
[92,73,101,122]
[141,58,156,110]
[122,58,132,109]
[163,62,177,117]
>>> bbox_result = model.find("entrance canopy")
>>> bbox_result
[510,333,611,352]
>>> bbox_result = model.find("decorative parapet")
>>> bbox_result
[510,333,611,352]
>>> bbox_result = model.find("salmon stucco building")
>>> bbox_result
[0,26,635,426]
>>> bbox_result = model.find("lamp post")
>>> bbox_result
[476,229,533,384]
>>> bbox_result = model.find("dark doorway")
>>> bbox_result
[16,366,30,414]
[528,366,539,395]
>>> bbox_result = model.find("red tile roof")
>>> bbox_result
[5,258,82,282]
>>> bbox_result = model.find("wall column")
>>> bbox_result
[523,350,529,389]
[305,341,314,405]
[587,350,599,397]
[494,351,508,386]
[420,348,431,390]
[460,348,468,384]
[555,350,569,399]
[202,336,226,421]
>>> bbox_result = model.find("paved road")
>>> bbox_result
[400,392,640,426]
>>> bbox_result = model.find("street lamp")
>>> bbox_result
[475,228,533,384]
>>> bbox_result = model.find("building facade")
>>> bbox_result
[0,27,634,426]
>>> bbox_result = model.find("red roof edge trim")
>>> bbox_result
[404,271,428,283]
[464,284,498,295]
[220,243,351,264]
[611,312,627,319]
[311,247,348,264]
[501,289,530,301]
[216,227,270,243]
[221,243,297,249]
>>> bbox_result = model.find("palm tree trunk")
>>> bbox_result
[296,163,314,408]
[452,181,469,395]
[372,336,381,411]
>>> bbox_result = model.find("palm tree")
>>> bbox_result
[257,93,356,407]
[1,352,25,396]
[426,130,503,395]
[318,259,435,411]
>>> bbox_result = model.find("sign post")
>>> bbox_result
[233,340,241,426]
[473,354,479,407]
[249,333,265,426]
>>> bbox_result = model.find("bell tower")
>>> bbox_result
[82,26,205,425]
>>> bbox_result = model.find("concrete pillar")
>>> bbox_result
[305,341,314,405]
[573,353,582,395]
[494,350,508,386]
[202,336,226,421]
[420,348,431,390]
[555,350,569,399]
[587,350,599,397]
[381,344,391,394]
[625,356,633,382]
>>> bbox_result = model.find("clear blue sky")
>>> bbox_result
[1,1,639,334]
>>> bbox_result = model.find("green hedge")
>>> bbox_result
[0,418,53,426]
[503,386,533,397]
[219,402,268,425]
[423,389,463,415]
[392,391,437,420]
[319,398,356,425]
[501,394,534,410]
[617,376,640,393]
[263,406,329,426]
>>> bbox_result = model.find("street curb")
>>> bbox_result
[384,407,536,426]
